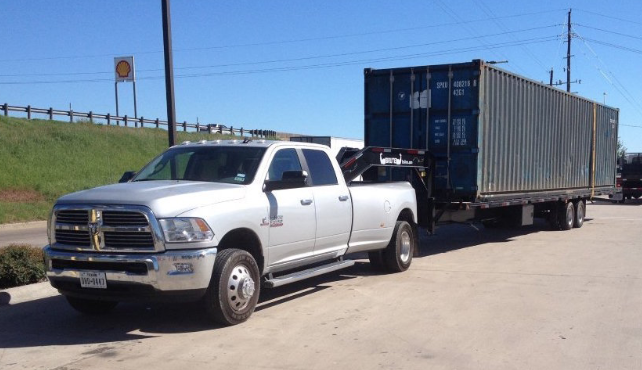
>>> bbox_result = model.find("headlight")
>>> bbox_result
[159,218,214,243]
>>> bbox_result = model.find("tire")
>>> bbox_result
[65,296,118,314]
[383,221,415,272]
[203,248,260,326]
[573,200,585,228]
[368,251,386,271]
[556,202,575,231]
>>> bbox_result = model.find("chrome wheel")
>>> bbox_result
[227,264,256,312]
[399,230,412,264]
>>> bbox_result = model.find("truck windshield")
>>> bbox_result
[133,146,266,185]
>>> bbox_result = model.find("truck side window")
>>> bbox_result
[302,149,338,186]
[268,149,302,181]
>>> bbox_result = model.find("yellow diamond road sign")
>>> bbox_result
[114,56,135,82]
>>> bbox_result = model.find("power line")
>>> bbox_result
[0,26,560,79]
[0,36,558,85]
[575,24,642,41]
[0,9,566,64]
[574,8,642,26]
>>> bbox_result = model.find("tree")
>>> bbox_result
[617,138,627,158]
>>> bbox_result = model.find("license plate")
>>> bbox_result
[79,271,107,289]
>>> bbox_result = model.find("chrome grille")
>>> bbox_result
[55,229,91,247]
[103,211,148,226]
[52,206,162,253]
[104,231,154,249]
[56,210,89,224]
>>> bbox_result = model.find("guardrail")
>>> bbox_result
[1,103,277,138]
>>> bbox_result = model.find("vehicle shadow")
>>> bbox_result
[0,217,579,348]
[0,273,359,349]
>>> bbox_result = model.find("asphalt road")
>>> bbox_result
[0,221,48,248]
[1,201,641,370]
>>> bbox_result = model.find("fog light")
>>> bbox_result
[170,263,194,275]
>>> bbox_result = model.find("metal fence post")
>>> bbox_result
[69,109,73,123]
[107,113,111,126]
[183,121,187,132]
[140,116,144,128]
[48,108,53,120]
[27,105,31,120]
[240,128,244,136]
[155,118,159,128]
[3,103,7,116]
[88,111,93,123]
[124,115,128,127]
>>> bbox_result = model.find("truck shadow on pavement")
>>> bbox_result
[0,217,592,348]
[0,274,358,349]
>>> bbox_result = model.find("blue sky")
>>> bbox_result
[2,0,641,151]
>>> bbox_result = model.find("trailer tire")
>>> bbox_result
[556,202,575,231]
[573,200,585,228]
[66,296,118,314]
[383,221,414,272]
[368,251,386,271]
[203,248,260,326]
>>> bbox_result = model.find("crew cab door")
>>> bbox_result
[264,148,316,266]
[301,149,352,257]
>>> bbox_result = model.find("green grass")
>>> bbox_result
[0,116,263,224]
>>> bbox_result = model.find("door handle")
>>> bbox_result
[338,195,350,202]
[300,199,313,206]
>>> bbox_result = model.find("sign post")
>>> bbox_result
[114,56,138,123]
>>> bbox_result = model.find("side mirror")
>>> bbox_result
[264,171,308,192]
[119,171,136,183]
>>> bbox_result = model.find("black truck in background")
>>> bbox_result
[617,153,642,203]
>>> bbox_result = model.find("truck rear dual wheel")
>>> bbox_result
[65,296,118,314]
[204,248,260,326]
[382,221,415,272]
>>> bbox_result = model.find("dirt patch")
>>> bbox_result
[0,188,45,202]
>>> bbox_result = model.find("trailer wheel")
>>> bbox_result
[203,248,260,326]
[555,202,575,231]
[65,296,118,314]
[368,251,386,271]
[573,200,585,228]
[383,221,415,272]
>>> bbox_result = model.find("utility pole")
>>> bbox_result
[162,0,177,147]
[566,9,572,93]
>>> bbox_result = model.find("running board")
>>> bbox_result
[264,259,356,288]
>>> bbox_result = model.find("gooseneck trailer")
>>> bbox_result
[353,59,618,231]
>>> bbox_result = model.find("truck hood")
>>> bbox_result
[56,181,247,218]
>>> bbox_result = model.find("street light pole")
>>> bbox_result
[162,0,177,147]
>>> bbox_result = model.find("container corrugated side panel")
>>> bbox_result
[477,65,602,199]
[593,104,618,187]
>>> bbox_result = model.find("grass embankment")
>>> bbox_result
[0,116,248,224]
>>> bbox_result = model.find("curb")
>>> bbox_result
[0,281,59,306]
[0,220,47,231]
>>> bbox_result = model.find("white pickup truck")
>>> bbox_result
[44,140,419,325]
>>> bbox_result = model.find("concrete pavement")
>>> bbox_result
[1,201,641,369]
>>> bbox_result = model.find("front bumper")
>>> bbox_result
[44,246,217,302]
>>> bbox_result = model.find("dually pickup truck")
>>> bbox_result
[44,140,419,325]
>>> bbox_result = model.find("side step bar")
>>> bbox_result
[263,259,356,288]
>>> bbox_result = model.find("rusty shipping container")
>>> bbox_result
[364,59,618,203]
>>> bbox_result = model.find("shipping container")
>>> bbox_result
[364,59,618,204]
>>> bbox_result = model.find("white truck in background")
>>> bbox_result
[44,140,420,325]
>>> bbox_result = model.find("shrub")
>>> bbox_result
[0,244,46,289]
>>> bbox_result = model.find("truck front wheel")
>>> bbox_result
[383,221,415,272]
[204,248,260,326]
[65,296,118,314]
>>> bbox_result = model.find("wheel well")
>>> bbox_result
[217,229,264,274]
[397,208,419,255]
[397,208,415,225]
